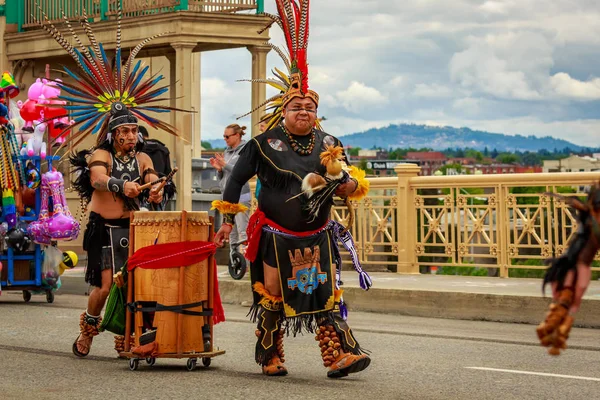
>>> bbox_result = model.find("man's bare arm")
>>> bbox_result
[89,150,111,192]
[137,153,159,183]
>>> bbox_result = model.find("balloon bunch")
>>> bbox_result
[28,169,80,244]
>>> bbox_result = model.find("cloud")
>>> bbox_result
[550,73,600,100]
[198,1,600,146]
[335,81,389,113]
[449,31,553,100]
[413,83,453,98]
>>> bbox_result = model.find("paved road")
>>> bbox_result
[1,293,599,400]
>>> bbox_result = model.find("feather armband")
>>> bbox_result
[347,166,370,201]
[211,200,249,215]
[211,200,249,225]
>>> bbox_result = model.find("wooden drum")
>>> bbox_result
[130,211,213,355]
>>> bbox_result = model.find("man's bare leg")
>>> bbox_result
[263,262,282,297]
[75,268,112,355]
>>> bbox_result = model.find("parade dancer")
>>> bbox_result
[34,6,183,357]
[213,0,372,378]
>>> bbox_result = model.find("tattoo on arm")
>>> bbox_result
[92,175,110,191]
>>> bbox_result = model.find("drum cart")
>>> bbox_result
[119,211,225,371]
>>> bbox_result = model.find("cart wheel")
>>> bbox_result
[46,291,54,304]
[186,358,197,371]
[22,291,31,303]
[202,357,211,367]
[129,358,139,371]
[228,251,247,280]
[146,357,156,366]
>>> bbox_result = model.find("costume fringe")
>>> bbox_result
[348,166,370,201]
[328,313,370,356]
[248,301,335,337]
[210,200,249,215]
[285,311,334,336]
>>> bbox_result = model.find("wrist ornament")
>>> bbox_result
[107,177,125,193]
[223,214,236,226]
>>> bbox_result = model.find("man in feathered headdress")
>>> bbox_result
[34,7,181,357]
[213,0,372,378]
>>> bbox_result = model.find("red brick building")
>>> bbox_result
[405,151,447,176]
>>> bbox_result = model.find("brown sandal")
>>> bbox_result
[72,333,93,357]
[262,354,288,376]
[72,311,102,358]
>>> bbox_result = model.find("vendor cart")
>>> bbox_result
[0,155,60,303]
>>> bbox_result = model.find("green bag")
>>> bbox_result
[99,267,127,335]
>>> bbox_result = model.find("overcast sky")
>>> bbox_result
[200,0,600,146]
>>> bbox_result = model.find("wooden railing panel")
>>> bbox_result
[23,0,100,28]
[189,0,257,13]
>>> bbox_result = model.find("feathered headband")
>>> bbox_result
[33,4,188,149]
[239,0,320,131]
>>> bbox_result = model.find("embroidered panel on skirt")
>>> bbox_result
[262,230,336,318]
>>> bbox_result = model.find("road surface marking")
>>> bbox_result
[466,367,600,382]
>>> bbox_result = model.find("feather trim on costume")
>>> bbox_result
[301,173,326,198]
[69,149,94,203]
[253,282,283,305]
[348,166,370,201]
[334,289,343,303]
[210,200,249,215]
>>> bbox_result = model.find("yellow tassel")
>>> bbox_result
[319,145,344,167]
[210,200,249,215]
[347,166,370,201]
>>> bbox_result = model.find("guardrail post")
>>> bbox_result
[395,163,421,274]
[16,0,24,32]
[176,0,189,11]
[497,184,510,278]
[100,0,108,21]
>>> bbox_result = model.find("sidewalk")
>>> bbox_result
[57,265,600,328]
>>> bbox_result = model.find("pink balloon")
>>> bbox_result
[27,78,44,101]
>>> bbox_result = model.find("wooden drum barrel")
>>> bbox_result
[130,211,212,355]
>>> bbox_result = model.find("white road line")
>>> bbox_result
[465,367,600,382]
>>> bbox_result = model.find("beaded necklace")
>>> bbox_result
[281,124,316,156]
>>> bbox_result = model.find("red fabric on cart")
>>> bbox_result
[127,241,216,271]
[212,259,225,324]
[127,240,225,324]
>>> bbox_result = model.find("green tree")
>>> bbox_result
[348,147,360,157]
[521,152,541,166]
[437,163,464,175]
[201,141,212,150]
[358,159,374,174]
[465,149,483,162]
[496,153,519,164]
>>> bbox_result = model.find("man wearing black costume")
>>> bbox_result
[213,0,372,378]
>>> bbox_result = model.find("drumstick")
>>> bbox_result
[155,167,178,192]
[138,177,165,191]
[137,167,178,191]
